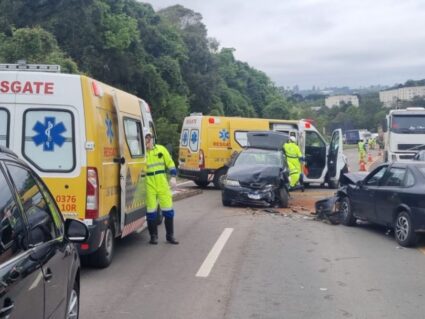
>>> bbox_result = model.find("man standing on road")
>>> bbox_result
[145,132,179,245]
[283,136,303,190]
[358,139,366,163]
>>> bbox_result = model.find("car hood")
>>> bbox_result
[227,165,281,186]
[340,172,369,185]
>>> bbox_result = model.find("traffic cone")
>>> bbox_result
[359,160,367,172]
[368,153,372,162]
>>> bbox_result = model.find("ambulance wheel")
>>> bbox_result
[195,181,210,188]
[328,179,339,189]
[89,223,114,268]
[213,169,227,189]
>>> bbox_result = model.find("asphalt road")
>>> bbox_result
[80,188,425,319]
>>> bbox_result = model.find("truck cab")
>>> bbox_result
[384,107,425,162]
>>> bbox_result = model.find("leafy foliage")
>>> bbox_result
[0,0,292,158]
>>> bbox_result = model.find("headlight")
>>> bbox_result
[224,179,240,187]
[263,184,275,190]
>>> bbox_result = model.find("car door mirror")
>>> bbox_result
[356,180,363,187]
[65,219,89,243]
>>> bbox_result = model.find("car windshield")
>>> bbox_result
[235,150,282,166]
[391,115,425,134]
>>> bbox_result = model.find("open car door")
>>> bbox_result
[327,129,345,188]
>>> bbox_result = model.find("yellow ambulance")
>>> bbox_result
[178,114,346,189]
[0,62,155,267]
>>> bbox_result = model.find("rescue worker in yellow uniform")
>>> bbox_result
[145,132,179,245]
[358,139,366,163]
[283,136,303,189]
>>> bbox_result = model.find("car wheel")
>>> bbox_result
[89,222,114,268]
[213,169,227,189]
[395,211,417,247]
[339,196,356,226]
[278,188,289,208]
[66,282,79,319]
[195,181,210,188]
[222,195,231,207]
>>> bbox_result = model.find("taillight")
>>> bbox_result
[91,80,103,97]
[199,149,205,169]
[85,167,99,219]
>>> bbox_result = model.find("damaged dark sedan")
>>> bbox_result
[337,162,425,246]
[221,144,290,208]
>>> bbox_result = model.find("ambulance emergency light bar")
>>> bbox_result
[0,60,60,73]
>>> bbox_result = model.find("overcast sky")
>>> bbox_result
[148,0,425,89]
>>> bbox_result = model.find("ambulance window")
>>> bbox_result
[189,129,199,152]
[0,109,9,147]
[23,110,75,172]
[235,131,248,147]
[181,129,189,146]
[305,131,326,148]
[124,119,144,157]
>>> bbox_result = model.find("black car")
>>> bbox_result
[221,132,290,208]
[338,161,425,246]
[0,147,89,319]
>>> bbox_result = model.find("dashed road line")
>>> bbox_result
[196,228,234,278]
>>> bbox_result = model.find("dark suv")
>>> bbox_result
[0,146,88,319]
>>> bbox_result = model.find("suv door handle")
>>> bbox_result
[0,299,14,318]
[44,268,53,281]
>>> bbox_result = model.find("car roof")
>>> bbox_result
[242,148,281,153]
[389,161,425,169]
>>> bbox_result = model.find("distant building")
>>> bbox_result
[379,86,425,107]
[325,95,359,108]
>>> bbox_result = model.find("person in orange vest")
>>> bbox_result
[145,132,179,245]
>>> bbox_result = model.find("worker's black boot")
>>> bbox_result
[164,218,179,245]
[147,220,158,245]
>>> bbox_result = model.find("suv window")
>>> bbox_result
[23,109,75,172]
[6,164,59,245]
[0,167,26,261]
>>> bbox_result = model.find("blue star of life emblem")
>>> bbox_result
[191,131,198,144]
[32,117,66,151]
[105,115,113,143]
[182,131,189,145]
[219,129,230,141]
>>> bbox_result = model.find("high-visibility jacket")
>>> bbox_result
[146,144,176,215]
[283,142,302,187]
[358,141,366,159]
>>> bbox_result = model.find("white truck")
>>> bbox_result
[384,107,425,162]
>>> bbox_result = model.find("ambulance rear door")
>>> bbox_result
[327,128,345,187]
[113,92,146,236]
[179,115,202,171]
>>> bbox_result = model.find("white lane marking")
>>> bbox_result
[196,228,234,278]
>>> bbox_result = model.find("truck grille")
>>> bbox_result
[398,144,425,151]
